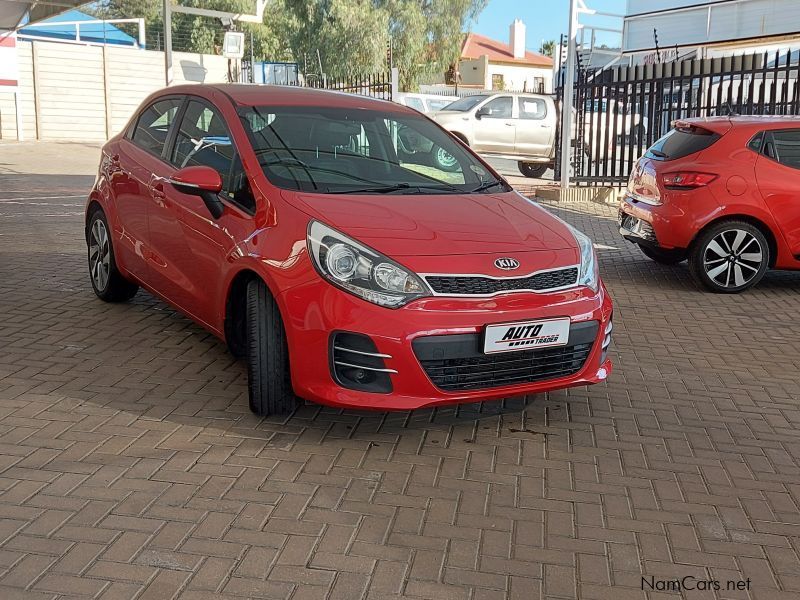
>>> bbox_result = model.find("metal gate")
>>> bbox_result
[555,50,800,186]
[240,60,393,101]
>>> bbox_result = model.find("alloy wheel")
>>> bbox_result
[436,147,457,169]
[702,229,764,289]
[89,219,111,292]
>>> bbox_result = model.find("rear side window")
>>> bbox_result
[748,132,764,153]
[646,126,720,161]
[519,97,547,120]
[769,130,800,169]
[131,98,182,157]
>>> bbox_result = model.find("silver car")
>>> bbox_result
[432,93,558,178]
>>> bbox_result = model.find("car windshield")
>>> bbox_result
[428,98,456,112]
[442,95,490,112]
[239,105,507,195]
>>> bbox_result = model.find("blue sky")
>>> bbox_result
[472,0,627,53]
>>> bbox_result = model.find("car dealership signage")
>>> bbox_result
[0,31,18,91]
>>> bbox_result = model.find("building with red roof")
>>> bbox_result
[456,20,554,93]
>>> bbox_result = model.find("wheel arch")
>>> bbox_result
[691,214,778,268]
[449,131,469,146]
[85,198,104,242]
[223,267,284,357]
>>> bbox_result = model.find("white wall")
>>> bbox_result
[624,0,800,53]
[486,63,552,93]
[0,39,232,142]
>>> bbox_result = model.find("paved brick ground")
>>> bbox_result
[1,142,800,599]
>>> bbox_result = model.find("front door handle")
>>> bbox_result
[505,123,515,127]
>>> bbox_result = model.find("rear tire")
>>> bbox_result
[246,279,297,416]
[639,245,686,265]
[688,221,769,293]
[86,208,139,302]
[517,161,548,178]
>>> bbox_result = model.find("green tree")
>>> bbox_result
[378,0,487,89]
[539,39,556,58]
[90,0,488,87]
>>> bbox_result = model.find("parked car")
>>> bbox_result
[584,98,646,144]
[394,92,458,114]
[619,116,800,293]
[86,84,613,415]
[432,92,558,178]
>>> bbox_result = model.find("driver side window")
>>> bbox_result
[171,100,255,213]
[480,97,512,119]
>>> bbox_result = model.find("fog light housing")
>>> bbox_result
[601,315,613,363]
[330,332,395,394]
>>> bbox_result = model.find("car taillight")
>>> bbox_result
[662,172,717,189]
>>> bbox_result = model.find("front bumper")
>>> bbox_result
[278,280,613,410]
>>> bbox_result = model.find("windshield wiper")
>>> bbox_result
[328,182,463,195]
[469,180,506,193]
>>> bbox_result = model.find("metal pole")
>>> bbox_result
[163,0,173,86]
[14,91,24,141]
[560,0,579,189]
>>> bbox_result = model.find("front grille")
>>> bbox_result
[413,321,598,392]
[425,267,578,296]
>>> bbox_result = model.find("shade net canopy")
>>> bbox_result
[1,1,89,31]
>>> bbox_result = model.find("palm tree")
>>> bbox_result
[540,40,556,58]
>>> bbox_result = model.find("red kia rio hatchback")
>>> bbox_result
[86,84,613,415]
[620,116,800,293]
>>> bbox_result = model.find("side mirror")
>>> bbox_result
[169,166,224,219]
[475,107,489,120]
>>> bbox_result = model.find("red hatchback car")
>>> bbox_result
[620,116,800,293]
[86,84,613,415]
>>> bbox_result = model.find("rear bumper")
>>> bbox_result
[277,279,613,411]
[618,194,697,250]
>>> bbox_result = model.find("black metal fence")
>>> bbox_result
[556,50,800,185]
[239,61,393,100]
[305,71,393,100]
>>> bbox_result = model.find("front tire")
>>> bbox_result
[688,221,769,293]
[639,245,686,265]
[246,279,297,416]
[517,161,548,178]
[86,209,138,302]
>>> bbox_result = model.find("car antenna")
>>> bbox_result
[725,102,739,117]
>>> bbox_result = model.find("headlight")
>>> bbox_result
[566,224,599,292]
[307,221,431,308]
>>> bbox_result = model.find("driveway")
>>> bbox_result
[1,142,800,599]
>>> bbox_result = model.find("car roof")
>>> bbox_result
[158,83,411,113]
[680,115,800,132]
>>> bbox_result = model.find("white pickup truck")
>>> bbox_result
[431,92,558,178]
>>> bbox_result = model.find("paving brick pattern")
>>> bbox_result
[2,145,800,599]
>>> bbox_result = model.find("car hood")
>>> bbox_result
[285,190,577,257]
[431,111,465,122]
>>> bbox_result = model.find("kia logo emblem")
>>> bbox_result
[494,258,520,270]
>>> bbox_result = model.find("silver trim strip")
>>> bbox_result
[333,346,392,359]
[625,191,661,206]
[333,360,398,374]
[420,264,581,298]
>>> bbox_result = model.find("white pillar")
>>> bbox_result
[560,0,579,189]
[163,0,173,85]
[390,66,399,99]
